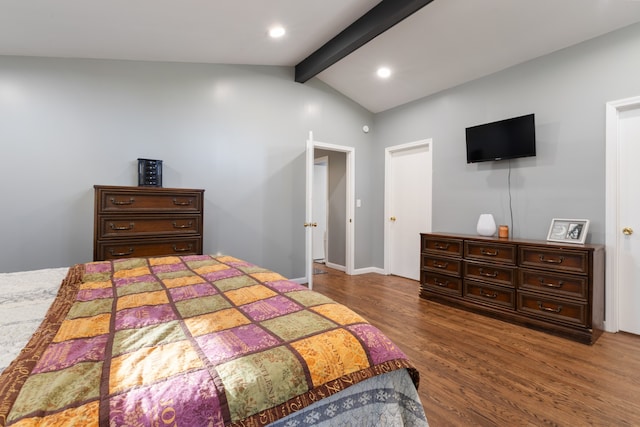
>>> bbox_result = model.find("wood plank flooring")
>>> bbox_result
[310,264,640,426]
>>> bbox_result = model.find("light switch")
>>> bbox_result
[356,199,362,208]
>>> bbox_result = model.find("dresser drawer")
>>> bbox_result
[464,241,516,265]
[421,235,463,256]
[95,237,202,261]
[98,215,201,239]
[421,271,462,297]
[422,254,462,276]
[464,279,515,310]
[519,246,589,274]
[518,268,588,300]
[464,261,516,288]
[98,189,202,213]
[517,292,588,327]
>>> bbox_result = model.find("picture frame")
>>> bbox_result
[546,218,590,244]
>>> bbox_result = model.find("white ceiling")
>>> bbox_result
[2,0,640,113]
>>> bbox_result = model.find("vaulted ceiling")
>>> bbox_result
[2,0,640,113]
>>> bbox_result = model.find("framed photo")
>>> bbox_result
[546,218,590,244]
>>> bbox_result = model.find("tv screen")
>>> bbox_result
[465,114,536,163]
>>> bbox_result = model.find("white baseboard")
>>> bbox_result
[289,277,307,285]
[325,262,345,271]
[352,267,385,275]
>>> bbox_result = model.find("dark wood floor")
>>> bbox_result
[311,264,640,426]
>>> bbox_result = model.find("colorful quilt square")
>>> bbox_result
[79,279,112,291]
[217,346,307,421]
[291,329,369,387]
[169,282,218,302]
[264,279,307,293]
[77,287,113,301]
[260,310,336,341]
[109,369,223,427]
[184,308,251,337]
[148,256,182,266]
[286,290,335,307]
[224,284,277,306]
[250,272,287,283]
[347,324,408,364]
[115,304,177,331]
[83,262,112,283]
[116,280,163,297]
[155,269,194,281]
[211,274,259,292]
[33,335,109,374]
[113,265,151,279]
[151,262,188,275]
[191,263,228,276]
[163,274,205,289]
[196,324,280,365]
[311,303,367,326]
[201,267,244,283]
[54,314,110,342]
[240,295,303,321]
[110,340,203,394]
[113,258,149,271]
[112,320,186,356]
[67,298,113,319]
[7,362,102,423]
[19,401,100,427]
[117,290,169,311]
[114,274,157,288]
[175,294,231,318]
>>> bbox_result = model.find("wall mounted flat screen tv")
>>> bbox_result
[465,114,536,163]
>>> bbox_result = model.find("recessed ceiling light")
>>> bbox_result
[269,26,286,38]
[377,67,391,79]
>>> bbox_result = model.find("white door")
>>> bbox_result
[313,158,328,262]
[618,106,640,335]
[385,140,432,280]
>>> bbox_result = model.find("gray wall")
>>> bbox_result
[0,57,374,275]
[371,22,640,266]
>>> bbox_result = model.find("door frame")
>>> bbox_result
[305,132,355,289]
[605,95,640,333]
[384,138,433,275]
[313,156,329,262]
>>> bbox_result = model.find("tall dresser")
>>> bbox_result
[420,232,605,344]
[94,185,204,261]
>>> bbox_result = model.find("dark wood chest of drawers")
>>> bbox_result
[94,185,204,261]
[420,232,605,344]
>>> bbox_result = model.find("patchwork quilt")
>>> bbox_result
[0,255,421,426]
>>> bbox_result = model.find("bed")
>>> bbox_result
[0,254,428,426]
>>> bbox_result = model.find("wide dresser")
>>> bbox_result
[420,232,604,344]
[94,185,204,261]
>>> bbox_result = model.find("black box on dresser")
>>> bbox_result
[420,232,605,344]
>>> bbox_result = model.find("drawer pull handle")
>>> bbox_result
[109,222,134,231]
[173,244,193,253]
[537,301,563,313]
[110,197,135,206]
[480,289,498,299]
[173,221,193,229]
[479,268,498,278]
[538,278,563,288]
[173,198,193,206]
[109,247,134,257]
[433,261,449,269]
[434,243,450,250]
[433,278,450,287]
[539,255,564,264]
[480,248,498,256]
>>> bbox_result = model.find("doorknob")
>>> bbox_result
[623,227,634,235]
[304,222,318,227]
[390,216,397,222]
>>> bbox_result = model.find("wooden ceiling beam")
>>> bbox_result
[294,0,435,83]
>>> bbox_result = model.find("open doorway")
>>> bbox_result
[305,133,354,289]
[314,149,347,271]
